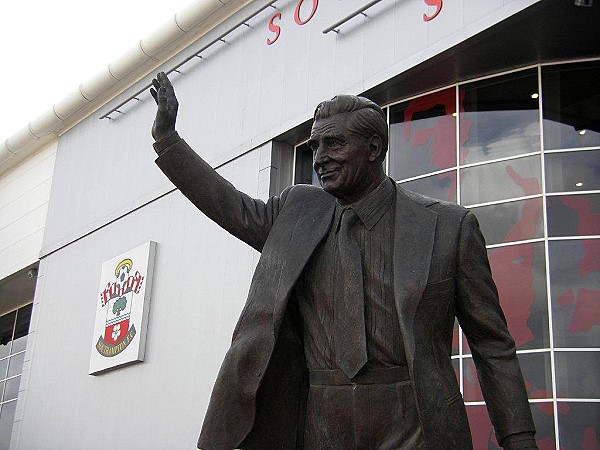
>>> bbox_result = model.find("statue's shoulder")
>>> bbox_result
[283,183,333,204]
[399,185,468,219]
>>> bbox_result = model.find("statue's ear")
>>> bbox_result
[368,134,383,162]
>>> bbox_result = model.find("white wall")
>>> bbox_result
[13,147,269,449]
[0,141,57,283]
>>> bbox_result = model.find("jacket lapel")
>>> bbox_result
[393,185,438,367]
[270,191,336,333]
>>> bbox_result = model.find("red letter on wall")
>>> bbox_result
[294,0,319,25]
[267,12,282,45]
[423,0,443,22]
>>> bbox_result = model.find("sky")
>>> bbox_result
[0,0,194,143]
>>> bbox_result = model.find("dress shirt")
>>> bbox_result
[294,177,405,371]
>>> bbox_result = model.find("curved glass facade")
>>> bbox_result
[389,60,600,449]
[294,58,600,449]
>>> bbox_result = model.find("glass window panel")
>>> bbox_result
[466,405,500,449]
[6,354,23,380]
[452,319,459,356]
[487,242,549,350]
[558,402,600,450]
[547,194,600,238]
[389,88,457,180]
[466,404,555,448]
[549,239,600,348]
[542,60,600,150]
[463,352,551,402]
[0,313,15,360]
[460,155,542,205]
[471,198,544,245]
[11,305,32,356]
[3,377,20,402]
[0,400,16,450]
[555,352,600,398]
[545,149,600,193]
[452,358,459,386]
[0,360,7,381]
[520,352,553,400]
[529,402,557,450]
[460,69,540,165]
[462,358,482,401]
[399,171,457,203]
[294,143,319,186]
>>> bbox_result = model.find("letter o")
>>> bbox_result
[294,0,318,25]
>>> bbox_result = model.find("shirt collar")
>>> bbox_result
[336,177,396,231]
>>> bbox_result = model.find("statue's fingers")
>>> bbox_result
[157,72,170,87]
[150,88,158,104]
[159,72,176,94]
[156,87,169,111]
[167,94,179,110]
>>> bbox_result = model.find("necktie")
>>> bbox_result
[334,207,368,379]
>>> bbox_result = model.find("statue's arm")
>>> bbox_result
[155,134,290,252]
[454,211,537,450]
[150,72,290,252]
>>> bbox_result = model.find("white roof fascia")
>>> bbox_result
[0,0,250,175]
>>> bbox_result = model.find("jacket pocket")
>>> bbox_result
[422,277,454,300]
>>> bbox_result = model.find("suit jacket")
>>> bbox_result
[155,139,535,450]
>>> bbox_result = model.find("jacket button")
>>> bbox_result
[256,369,261,377]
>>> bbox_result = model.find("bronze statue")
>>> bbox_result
[150,72,537,450]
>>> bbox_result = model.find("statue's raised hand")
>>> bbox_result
[150,72,178,141]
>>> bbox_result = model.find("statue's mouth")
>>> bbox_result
[318,168,339,179]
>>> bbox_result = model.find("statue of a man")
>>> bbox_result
[150,72,537,450]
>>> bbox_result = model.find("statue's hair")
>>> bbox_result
[313,95,388,160]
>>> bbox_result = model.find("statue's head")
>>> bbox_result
[308,95,388,204]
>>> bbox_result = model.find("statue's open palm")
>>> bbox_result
[150,72,178,141]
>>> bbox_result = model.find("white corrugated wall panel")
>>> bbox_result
[0,141,57,281]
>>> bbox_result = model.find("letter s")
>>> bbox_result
[423,0,442,22]
[267,12,282,45]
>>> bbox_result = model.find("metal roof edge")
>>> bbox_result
[0,0,250,176]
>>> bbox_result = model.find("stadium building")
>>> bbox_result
[0,0,598,448]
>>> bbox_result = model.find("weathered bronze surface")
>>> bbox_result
[150,72,537,450]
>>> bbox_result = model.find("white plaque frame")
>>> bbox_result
[89,241,156,375]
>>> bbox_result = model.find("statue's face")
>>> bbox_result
[308,114,375,204]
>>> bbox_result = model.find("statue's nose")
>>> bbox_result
[313,146,329,167]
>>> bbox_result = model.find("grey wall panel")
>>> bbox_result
[393,1,429,64]
[363,2,396,82]
[16,150,265,449]
[465,0,505,24]
[41,96,172,257]
[42,0,539,256]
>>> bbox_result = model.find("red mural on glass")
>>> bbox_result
[463,166,546,447]
[401,88,470,202]
[554,195,600,334]
[487,167,542,349]
[583,427,598,450]
[467,400,558,449]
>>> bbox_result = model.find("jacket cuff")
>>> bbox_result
[153,131,181,156]
[501,432,537,449]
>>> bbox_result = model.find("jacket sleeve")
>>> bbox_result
[154,136,292,252]
[454,211,536,445]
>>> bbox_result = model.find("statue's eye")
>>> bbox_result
[327,139,344,150]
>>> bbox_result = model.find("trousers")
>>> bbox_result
[304,367,426,450]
